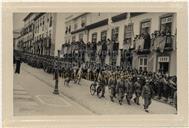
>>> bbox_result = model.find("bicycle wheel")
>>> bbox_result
[97,86,103,98]
[90,85,96,95]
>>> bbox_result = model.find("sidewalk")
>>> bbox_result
[21,63,177,114]
[14,75,40,116]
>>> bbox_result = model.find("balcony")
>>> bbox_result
[152,35,175,53]
[134,38,151,54]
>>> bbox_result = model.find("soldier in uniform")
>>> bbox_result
[108,74,117,102]
[141,80,154,112]
[116,75,125,105]
[133,77,142,105]
[97,71,105,98]
[125,77,134,105]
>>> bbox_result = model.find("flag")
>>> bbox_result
[153,36,165,51]
[135,38,144,51]
[158,37,166,53]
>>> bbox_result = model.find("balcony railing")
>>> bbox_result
[134,38,151,54]
[151,35,175,53]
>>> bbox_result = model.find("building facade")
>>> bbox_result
[63,12,177,76]
[16,13,66,57]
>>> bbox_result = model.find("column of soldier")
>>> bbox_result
[19,52,177,113]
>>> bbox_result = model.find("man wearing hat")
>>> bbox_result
[141,79,154,112]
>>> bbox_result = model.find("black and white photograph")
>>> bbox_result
[13,12,178,116]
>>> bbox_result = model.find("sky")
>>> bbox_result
[13,13,28,31]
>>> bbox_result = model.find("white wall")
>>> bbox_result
[54,13,66,56]
[131,13,176,36]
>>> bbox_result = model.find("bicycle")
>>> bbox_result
[90,82,104,98]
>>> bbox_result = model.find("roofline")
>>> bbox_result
[23,13,33,21]
[65,13,89,23]
[34,13,46,21]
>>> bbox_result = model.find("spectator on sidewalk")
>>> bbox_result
[15,56,22,74]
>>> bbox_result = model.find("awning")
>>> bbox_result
[130,12,146,18]
[71,27,86,34]
[111,13,127,23]
[86,19,108,30]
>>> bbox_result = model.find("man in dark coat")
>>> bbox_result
[15,56,22,74]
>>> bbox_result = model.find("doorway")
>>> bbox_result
[159,62,169,74]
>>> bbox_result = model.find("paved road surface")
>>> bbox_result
[14,68,93,116]
[14,63,177,115]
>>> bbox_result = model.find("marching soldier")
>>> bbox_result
[97,71,105,98]
[133,77,142,105]
[141,80,154,112]
[125,77,134,105]
[116,75,125,105]
[108,74,117,102]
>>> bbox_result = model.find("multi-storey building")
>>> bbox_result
[33,13,66,56]
[17,13,66,56]
[13,29,21,50]
[18,13,36,53]
[63,12,177,76]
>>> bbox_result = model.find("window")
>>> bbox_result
[140,58,143,65]
[40,17,42,26]
[49,15,52,27]
[160,16,173,34]
[42,23,44,31]
[92,33,97,43]
[43,16,45,25]
[47,14,49,22]
[124,24,133,44]
[140,20,151,35]
[138,57,148,71]
[74,23,78,30]
[101,30,107,41]
[79,33,83,41]
[81,16,86,27]
[69,25,71,33]
[49,30,51,39]
[111,27,119,42]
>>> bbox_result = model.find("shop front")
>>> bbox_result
[157,55,170,74]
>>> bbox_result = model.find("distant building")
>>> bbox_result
[17,13,66,56]
[13,29,21,50]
